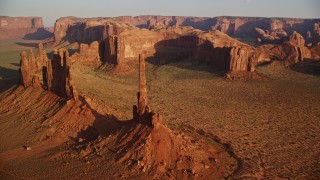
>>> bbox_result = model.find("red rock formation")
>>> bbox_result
[71,41,101,66]
[254,32,313,66]
[0,16,44,39]
[255,28,286,44]
[105,26,254,74]
[53,17,136,45]
[53,16,320,46]
[138,54,148,116]
[228,47,251,72]
[104,35,117,64]
[45,49,78,99]
[36,42,49,69]
[20,51,33,87]
[19,42,78,100]
[289,31,305,47]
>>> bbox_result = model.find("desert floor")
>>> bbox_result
[0,38,319,179]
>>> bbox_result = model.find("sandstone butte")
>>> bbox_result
[0,16,45,39]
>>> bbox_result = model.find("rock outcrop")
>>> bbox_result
[20,51,36,87]
[254,28,287,44]
[253,31,316,67]
[289,31,305,47]
[133,54,160,127]
[53,17,136,45]
[228,47,255,72]
[53,16,320,46]
[45,49,78,99]
[269,32,311,65]
[0,16,44,39]
[71,41,101,66]
[104,26,256,74]
[19,43,78,100]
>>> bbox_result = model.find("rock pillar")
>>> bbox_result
[138,54,148,116]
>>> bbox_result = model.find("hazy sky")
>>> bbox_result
[0,0,319,27]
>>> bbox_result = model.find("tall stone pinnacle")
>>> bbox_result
[138,54,147,116]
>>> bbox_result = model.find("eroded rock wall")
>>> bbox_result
[71,41,101,66]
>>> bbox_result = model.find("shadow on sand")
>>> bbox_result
[15,42,39,48]
[291,59,320,77]
[140,37,229,77]
[0,66,19,93]
[23,28,53,41]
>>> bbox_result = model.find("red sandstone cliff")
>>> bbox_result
[53,16,320,46]
[0,16,44,39]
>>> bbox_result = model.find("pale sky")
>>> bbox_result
[0,0,319,27]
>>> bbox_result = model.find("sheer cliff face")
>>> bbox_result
[0,16,44,39]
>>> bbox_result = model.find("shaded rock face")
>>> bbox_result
[0,16,44,39]
[45,49,78,99]
[71,41,101,66]
[53,16,320,46]
[19,43,78,100]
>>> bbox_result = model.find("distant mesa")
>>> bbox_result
[0,16,52,40]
